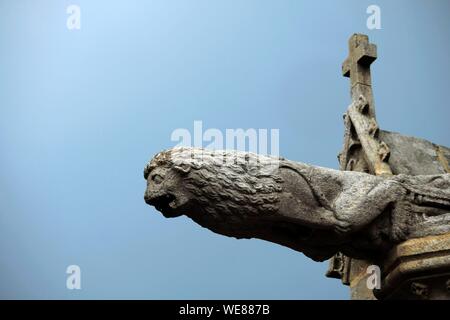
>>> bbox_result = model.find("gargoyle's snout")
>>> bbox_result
[144,192,182,218]
[144,192,174,207]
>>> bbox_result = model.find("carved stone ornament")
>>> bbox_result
[144,147,450,262]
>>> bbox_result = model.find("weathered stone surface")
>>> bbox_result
[380,130,450,175]
[374,233,450,300]
[144,147,450,262]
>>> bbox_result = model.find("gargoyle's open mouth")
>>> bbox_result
[145,193,181,218]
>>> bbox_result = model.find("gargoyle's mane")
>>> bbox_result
[145,147,285,216]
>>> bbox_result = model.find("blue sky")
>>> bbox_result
[0,0,449,299]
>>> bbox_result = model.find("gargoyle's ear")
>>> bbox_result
[174,163,191,174]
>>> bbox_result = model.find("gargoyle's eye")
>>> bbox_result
[152,174,163,184]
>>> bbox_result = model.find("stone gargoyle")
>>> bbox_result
[143,147,450,261]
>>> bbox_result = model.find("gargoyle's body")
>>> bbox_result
[144,147,450,261]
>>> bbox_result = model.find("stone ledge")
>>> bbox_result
[375,233,450,300]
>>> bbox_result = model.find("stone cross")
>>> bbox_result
[342,34,377,109]
[342,34,392,176]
